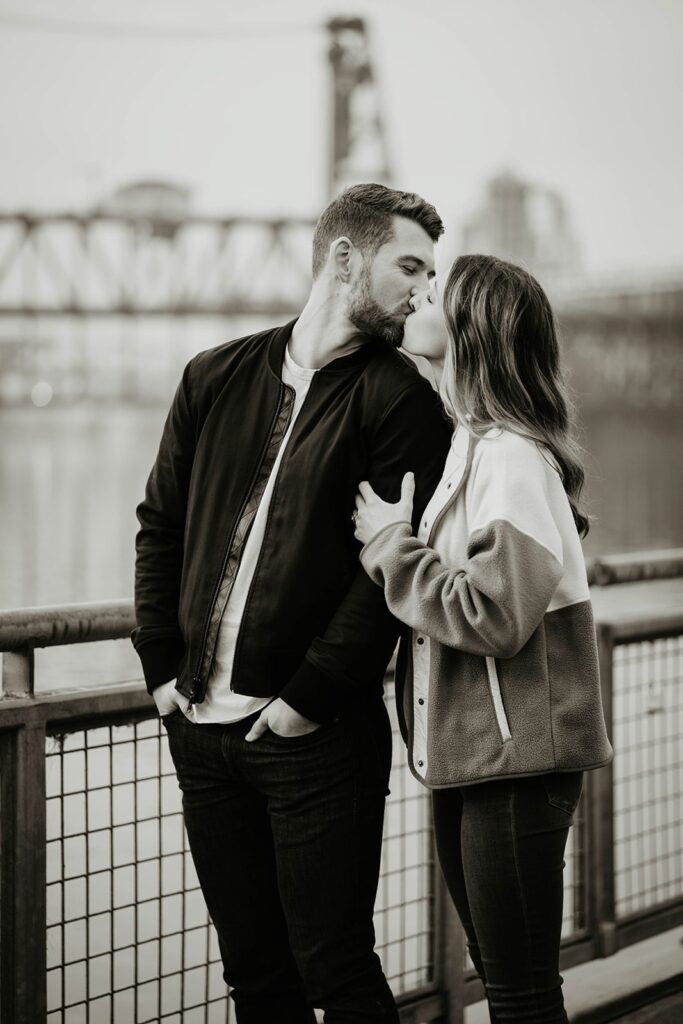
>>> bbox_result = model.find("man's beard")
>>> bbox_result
[347,270,405,348]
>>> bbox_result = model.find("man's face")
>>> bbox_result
[347,216,436,347]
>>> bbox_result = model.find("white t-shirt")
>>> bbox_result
[159,345,317,723]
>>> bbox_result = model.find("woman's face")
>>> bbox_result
[401,283,449,362]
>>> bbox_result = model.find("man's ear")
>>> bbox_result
[329,236,354,283]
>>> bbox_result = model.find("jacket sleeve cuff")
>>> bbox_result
[131,630,185,695]
[360,521,413,585]
[278,658,350,724]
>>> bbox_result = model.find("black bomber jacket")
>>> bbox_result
[132,320,451,723]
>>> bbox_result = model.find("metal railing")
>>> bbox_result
[1,550,682,1023]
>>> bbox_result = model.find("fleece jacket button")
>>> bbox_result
[416,637,425,645]
[418,698,425,706]
[417,760,424,768]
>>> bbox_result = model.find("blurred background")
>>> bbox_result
[1,6,682,1022]
[0,0,681,637]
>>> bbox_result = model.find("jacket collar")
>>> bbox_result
[266,320,296,378]
[426,425,477,543]
[451,422,472,461]
[266,318,383,379]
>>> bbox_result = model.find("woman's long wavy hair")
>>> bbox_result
[440,254,590,536]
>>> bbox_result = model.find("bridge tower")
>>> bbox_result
[327,17,393,198]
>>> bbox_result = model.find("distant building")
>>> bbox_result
[96,180,192,238]
[462,172,579,286]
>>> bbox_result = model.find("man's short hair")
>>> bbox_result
[311,183,444,279]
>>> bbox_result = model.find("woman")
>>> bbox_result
[353,255,612,1023]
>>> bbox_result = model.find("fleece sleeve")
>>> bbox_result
[360,437,565,658]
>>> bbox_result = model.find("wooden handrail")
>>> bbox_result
[586,548,683,586]
[0,599,134,651]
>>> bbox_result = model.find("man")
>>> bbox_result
[133,183,451,1023]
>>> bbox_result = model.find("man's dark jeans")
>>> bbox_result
[432,771,584,1024]
[162,697,399,1023]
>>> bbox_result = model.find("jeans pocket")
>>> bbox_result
[267,723,326,745]
[161,706,184,727]
[542,771,584,816]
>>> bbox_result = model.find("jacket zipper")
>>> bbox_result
[229,381,306,683]
[190,383,286,702]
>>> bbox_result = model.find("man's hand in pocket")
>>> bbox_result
[245,698,319,742]
[152,678,179,717]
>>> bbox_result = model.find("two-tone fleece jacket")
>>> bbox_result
[360,424,613,788]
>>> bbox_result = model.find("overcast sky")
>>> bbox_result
[0,0,681,275]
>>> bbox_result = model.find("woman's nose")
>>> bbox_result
[409,289,429,312]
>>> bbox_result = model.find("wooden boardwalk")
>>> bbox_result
[466,926,683,1023]
[616,991,683,1023]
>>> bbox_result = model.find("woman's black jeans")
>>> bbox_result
[162,697,399,1024]
[432,771,583,1024]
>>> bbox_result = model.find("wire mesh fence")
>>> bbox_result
[45,716,226,1024]
[43,691,436,1023]
[377,697,435,996]
[613,634,683,918]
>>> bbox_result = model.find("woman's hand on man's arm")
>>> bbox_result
[354,471,415,546]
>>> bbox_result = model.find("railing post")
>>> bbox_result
[0,645,47,1023]
[1,642,35,697]
[433,847,466,1024]
[588,623,617,957]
